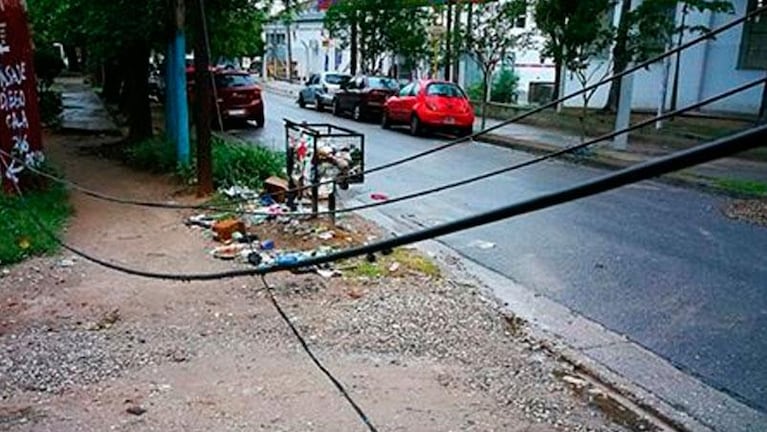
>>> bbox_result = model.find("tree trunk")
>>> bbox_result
[124,42,153,141]
[670,5,688,113]
[452,4,461,84]
[552,58,562,101]
[481,70,490,129]
[444,3,453,81]
[192,0,214,196]
[102,57,123,105]
[350,11,358,75]
[602,0,632,113]
[64,45,81,72]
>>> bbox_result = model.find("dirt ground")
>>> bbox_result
[0,132,636,431]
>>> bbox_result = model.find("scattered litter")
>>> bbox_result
[264,176,289,203]
[211,244,248,260]
[247,252,263,266]
[468,240,496,250]
[221,185,258,200]
[370,192,389,201]
[260,239,275,250]
[316,268,341,278]
[1,269,9,277]
[57,258,75,268]
[212,219,246,242]
[388,262,401,273]
[317,231,335,240]
[185,214,216,229]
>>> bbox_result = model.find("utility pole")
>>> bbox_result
[759,71,767,124]
[192,0,214,196]
[165,0,190,165]
[285,0,293,81]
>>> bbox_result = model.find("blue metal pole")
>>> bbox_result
[173,30,190,165]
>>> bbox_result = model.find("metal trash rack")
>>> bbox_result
[284,119,365,221]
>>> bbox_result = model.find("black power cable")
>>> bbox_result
[260,276,379,432]
[5,77,765,218]
[246,5,767,198]
[6,7,762,215]
[4,123,766,281]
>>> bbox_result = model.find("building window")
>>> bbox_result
[739,0,767,70]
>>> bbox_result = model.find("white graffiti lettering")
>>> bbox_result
[4,159,23,183]
[5,109,28,130]
[12,134,29,153]
[0,62,26,89]
[0,89,25,111]
[0,23,8,56]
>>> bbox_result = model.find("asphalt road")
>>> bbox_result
[233,92,767,414]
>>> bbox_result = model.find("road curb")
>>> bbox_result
[347,198,767,432]
[474,133,722,194]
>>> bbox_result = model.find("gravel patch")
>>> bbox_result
[292,278,625,431]
[724,199,767,226]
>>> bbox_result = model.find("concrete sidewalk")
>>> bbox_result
[264,79,767,190]
[57,77,120,135]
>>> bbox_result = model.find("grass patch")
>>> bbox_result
[0,182,71,266]
[121,135,286,190]
[713,178,767,197]
[343,248,441,279]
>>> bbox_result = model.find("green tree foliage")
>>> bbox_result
[464,0,531,128]
[324,0,429,73]
[492,68,520,104]
[26,0,272,140]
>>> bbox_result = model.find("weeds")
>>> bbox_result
[713,178,767,197]
[0,182,71,266]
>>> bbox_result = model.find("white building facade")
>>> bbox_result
[562,0,767,116]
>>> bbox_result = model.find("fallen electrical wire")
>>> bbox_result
[3,123,765,281]
[260,276,379,431]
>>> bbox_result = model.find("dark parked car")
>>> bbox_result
[187,68,264,128]
[332,75,399,121]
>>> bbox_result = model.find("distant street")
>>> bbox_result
[233,91,767,415]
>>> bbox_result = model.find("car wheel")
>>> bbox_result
[409,115,422,136]
[315,99,324,112]
[352,104,363,121]
[332,99,341,116]
[461,127,473,138]
[298,95,305,108]
[381,110,391,129]
[254,113,265,129]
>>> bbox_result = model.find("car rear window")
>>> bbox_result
[426,83,466,98]
[368,77,399,90]
[326,74,350,85]
[215,74,256,88]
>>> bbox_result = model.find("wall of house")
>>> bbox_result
[563,0,762,116]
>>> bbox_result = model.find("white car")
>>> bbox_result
[298,71,351,112]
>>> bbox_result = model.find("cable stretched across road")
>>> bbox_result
[3,123,766,282]
[4,76,764,218]
[2,6,763,216]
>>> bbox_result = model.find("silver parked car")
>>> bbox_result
[297,71,351,112]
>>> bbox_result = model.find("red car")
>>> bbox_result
[382,80,474,136]
[187,68,264,128]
